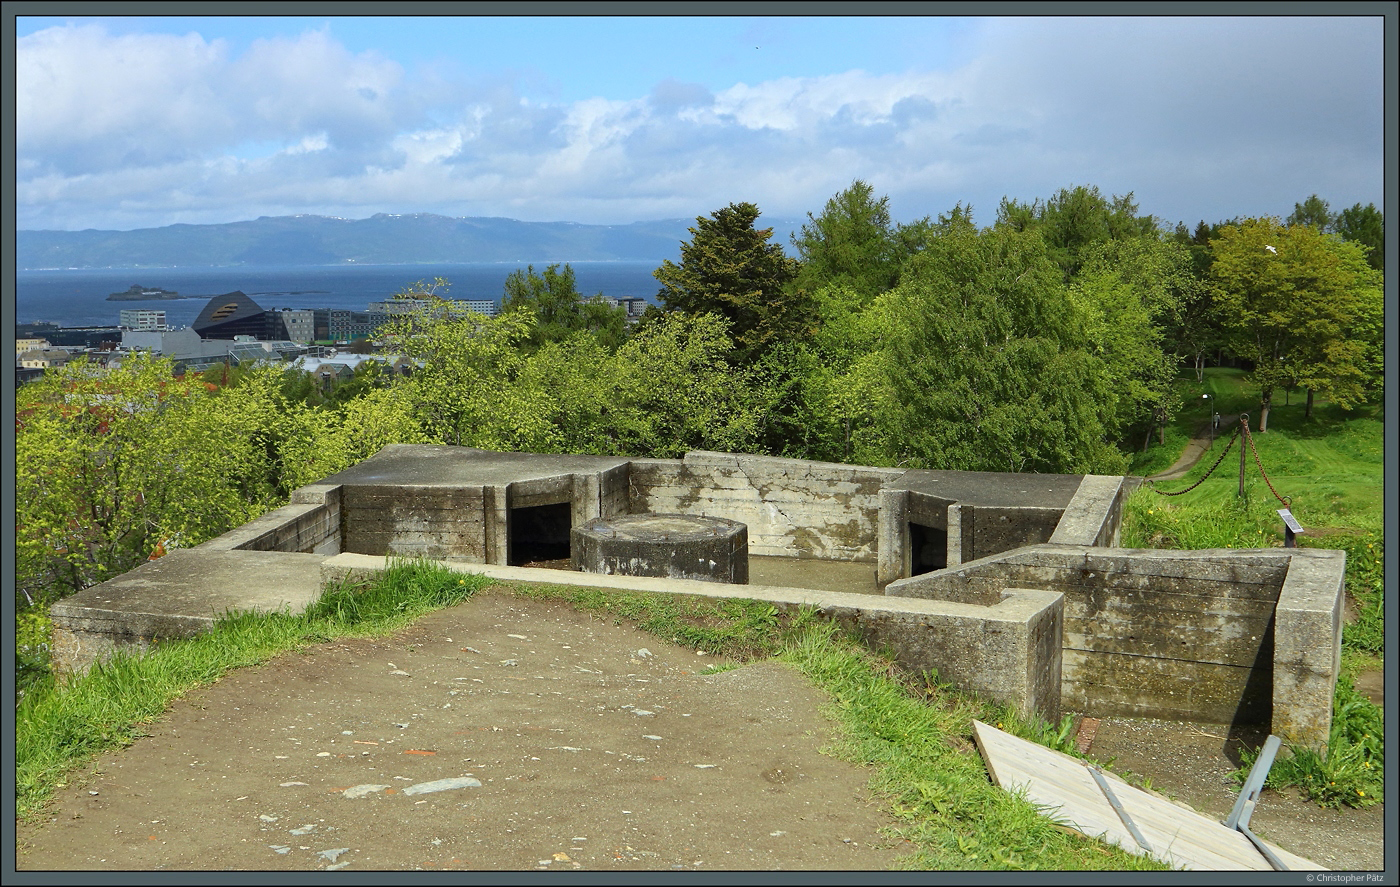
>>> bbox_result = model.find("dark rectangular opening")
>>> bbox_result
[909,522,947,575]
[509,502,572,566]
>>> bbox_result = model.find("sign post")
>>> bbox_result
[1277,509,1303,548]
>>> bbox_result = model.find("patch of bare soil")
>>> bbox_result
[15,592,1386,873]
[16,592,912,873]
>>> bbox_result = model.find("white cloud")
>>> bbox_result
[15,18,1385,233]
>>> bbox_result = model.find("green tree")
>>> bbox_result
[511,333,616,455]
[379,305,561,451]
[605,312,766,458]
[1333,202,1384,272]
[653,202,803,362]
[778,281,887,463]
[278,384,432,490]
[1070,238,1196,448]
[997,185,1159,280]
[502,263,628,351]
[1210,218,1377,430]
[857,223,1124,474]
[789,180,928,301]
[1286,194,1333,231]
[15,356,297,606]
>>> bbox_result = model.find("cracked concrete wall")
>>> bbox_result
[886,544,1343,747]
[628,451,897,561]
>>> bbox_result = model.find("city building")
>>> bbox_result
[192,292,287,341]
[368,297,496,318]
[273,309,316,344]
[600,296,649,319]
[119,309,168,331]
[16,337,51,358]
[17,348,73,370]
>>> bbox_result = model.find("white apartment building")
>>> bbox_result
[119,309,168,331]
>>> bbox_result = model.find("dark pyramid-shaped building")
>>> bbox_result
[192,291,281,340]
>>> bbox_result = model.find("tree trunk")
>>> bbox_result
[1195,354,1205,382]
[1305,389,1314,419]
[1259,401,1271,433]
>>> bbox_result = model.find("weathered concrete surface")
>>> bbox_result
[886,544,1344,747]
[1271,551,1347,748]
[196,484,341,554]
[627,451,897,562]
[322,553,1062,719]
[877,472,1085,584]
[1048,475,1133,548]
[573,513,749,584]
[49,550,326,678]
[42,445,1339,746]
[318,444,631,488]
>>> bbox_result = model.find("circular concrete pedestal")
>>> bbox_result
[572,513,749,584]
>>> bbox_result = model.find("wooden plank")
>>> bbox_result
[972,720,1324,871]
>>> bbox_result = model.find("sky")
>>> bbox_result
[11,11,1390,234]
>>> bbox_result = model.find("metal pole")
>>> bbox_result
[1238,413,1248,498]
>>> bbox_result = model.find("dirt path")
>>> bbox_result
[1148,414,1239,482]
[17,592,911,873]
[16,592,1386,873]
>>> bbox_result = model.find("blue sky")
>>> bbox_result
[13,12,1388,233]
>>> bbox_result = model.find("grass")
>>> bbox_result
[1237,665,1384,809]
[775,624,1163,870]
[16,562,1165,871]
[1122,369,1384,809]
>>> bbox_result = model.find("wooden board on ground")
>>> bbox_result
[971,719,1325,871]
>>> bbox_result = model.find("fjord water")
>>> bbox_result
[16,261,662,329]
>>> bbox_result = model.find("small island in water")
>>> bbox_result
[107,284,185,301]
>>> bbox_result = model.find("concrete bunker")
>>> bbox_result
[47,445,1343,750]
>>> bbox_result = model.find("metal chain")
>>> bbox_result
[1148,424,1240,496]
[1240,416,1292,507]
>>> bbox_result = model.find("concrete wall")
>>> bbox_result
[955,504,1065,563]
[1048,475,1133,548]
[886,544,1345,747]
[334,467,631,564]
[341,484,490,560]
[50,550,326,678]
[829,586,1064,723]
[197,483,342,555]
[48,446,1337,747]
[1272,553,1346,747]
[628,451,897,561]
[877,492,1065,584]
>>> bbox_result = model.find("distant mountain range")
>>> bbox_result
[17,212,803,270]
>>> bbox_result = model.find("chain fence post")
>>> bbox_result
[1238,414,1249,498]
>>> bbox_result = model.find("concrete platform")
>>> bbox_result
[50,549,326,675]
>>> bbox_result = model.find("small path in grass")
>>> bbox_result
[1147,414,1240,483]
